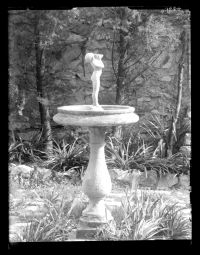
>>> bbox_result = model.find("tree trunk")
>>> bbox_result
[43,99,53,154]
[113,47,126,138]
[167,30,186,157]
[115,37,127,104]
[34,14,53,154]
[34,21,45,126]
[167,64,184,157]
[113,9,127,139]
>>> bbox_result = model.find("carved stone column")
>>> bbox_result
[76,127,113,239]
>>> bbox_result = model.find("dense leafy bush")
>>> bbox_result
[140,113,169,156]
[140,113,191,156]
[13,195,76,241]
[105,112,190,176]
[9,130,48,164]
[42,138,89,175]
[9,139,43,164]
[105,135,190,176]
[9,182,88,242]
[105,136,153,172]
[95,190,191,240]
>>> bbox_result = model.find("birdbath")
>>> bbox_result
[53,53,139,239]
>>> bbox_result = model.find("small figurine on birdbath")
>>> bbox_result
[85,53,104,109]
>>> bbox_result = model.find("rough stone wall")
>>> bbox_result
[50,26,190,120]
[9,22,191,132]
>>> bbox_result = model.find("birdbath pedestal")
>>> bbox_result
[53,105,139,239]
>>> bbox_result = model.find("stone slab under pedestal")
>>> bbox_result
[75,219,114,240]
[67,229,95,241]
[75,209,114,240]
[76,225,99,239]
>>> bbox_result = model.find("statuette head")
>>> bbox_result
[85,53,104,69]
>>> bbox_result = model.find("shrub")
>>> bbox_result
[140,112,191,156]
[9,130,47,164]
[105,136,153,172]
[95,190,191,240]
[174,116,191,153]
[14,198,75,241]
[105,134,190,176]
[9,139,42,164]
[9,140,24,164]
[12,186,82,242]
[140,113,169,157]
[42,139,89,176]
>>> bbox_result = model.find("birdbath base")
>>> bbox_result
[76,219,113,240]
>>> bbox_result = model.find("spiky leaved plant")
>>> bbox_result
[14,193,78,242]
[95,190,191,240]
[105,136,153,172]
[43,138,88,177]
[140,113,169,158]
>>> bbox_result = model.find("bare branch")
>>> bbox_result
[124,46,143,65]
[123,52,136,65]
[127,66,149,85]
[127,49,164,84]
[124,52,146,71]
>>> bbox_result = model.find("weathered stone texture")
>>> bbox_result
[9,23,190,131]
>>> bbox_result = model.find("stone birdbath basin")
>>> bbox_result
[53,53,139,239]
